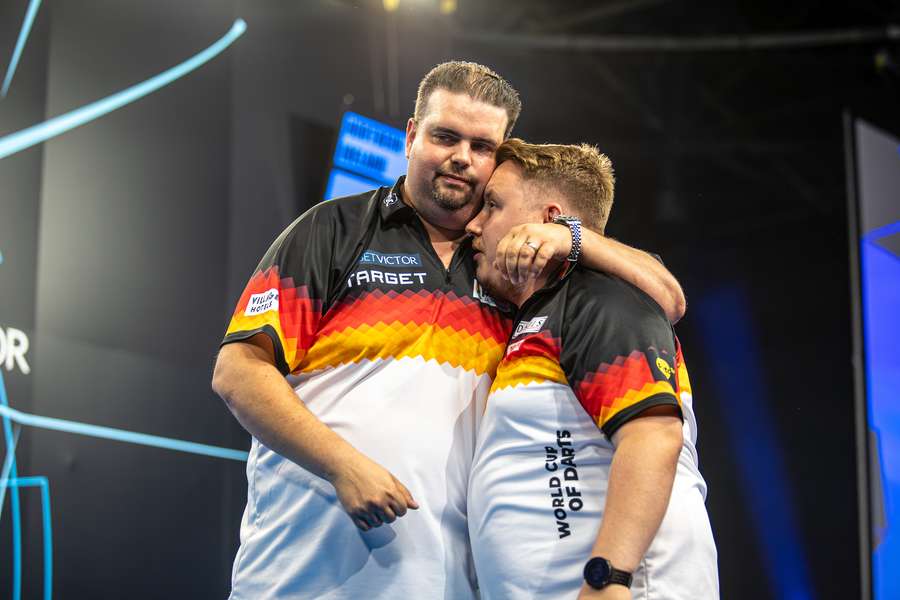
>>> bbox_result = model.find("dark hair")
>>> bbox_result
[414,61,522,139]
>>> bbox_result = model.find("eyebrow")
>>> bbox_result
[432,126,498,149]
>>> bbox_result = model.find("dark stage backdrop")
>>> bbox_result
[2,0,891,598]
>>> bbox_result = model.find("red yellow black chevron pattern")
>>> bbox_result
[299,288,510,376]
[490,331,567,392]
[225,266,322,371]
[575,350,681,430]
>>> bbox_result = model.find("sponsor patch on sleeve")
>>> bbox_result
[244,288,279,316]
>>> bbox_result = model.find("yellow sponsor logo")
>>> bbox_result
[656,357,673,380]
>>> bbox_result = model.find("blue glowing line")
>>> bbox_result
[0,404,249,461]
[1,0,42,98]
[1,477,51,600]
[0,371,23,600]
[0,18,247,160]
[0,425,21,522]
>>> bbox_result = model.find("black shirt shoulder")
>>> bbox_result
[558,267,682,438]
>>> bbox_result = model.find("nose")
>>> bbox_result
[450,141,472,169]
[465,208,485,236]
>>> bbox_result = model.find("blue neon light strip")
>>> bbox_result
[0,18,247,160]
[0,477,51,600]
[1,0,42,98]
[0,371,24,600]
[0,404,249,461]
[0,425,20,522]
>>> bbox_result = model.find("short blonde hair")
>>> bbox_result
[414,61,522,139]
[495,138,615,233]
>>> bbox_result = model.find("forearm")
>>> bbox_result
[589,424,682,572]
[579,230,686,323]
[212,342,357,481]
[495,223,686,323]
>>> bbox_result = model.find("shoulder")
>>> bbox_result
[301,188,380,225]
[279,187,383,240]
[565,267,669,328]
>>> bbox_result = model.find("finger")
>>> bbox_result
[362,507,384,527]
[391,498,408,518]
[505,235,523,285]
[531,244,556,276]
[378,505,398,524]
[495,233,513,281]
[387,492,408,517]
[516,241,538,283]
[353,515,371,531]
[398,481,419,510]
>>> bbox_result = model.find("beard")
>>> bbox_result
[430,177,475,212]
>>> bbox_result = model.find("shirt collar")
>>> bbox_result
[379,176,417,223]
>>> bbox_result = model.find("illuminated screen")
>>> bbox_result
[325,112,407,199]
[852,118,900,599]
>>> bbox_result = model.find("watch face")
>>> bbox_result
[584,557,611,587]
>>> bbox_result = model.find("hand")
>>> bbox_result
[494,223,571,285]
[577,584,632,600]
[328,450,419,531]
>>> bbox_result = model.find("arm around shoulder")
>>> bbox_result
[493,223,686,323]
[578,229,686,324]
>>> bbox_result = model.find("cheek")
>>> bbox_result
[475,157,497,180]
[482,225,503,257]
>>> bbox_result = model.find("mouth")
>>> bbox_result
[436,172,472,187]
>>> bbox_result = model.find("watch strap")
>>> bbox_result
[609,568,633,588]
[583,556,633,590]
[553,216,582,262]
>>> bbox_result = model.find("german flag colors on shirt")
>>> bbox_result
[221,181,514,600]
[487,266,686,438]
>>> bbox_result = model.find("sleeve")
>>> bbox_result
[221,206,335,375]
[565,282,683,439]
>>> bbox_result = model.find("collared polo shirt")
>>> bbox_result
[222,179,511,599]
[468,266,717,600]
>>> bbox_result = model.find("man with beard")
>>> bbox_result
[466,139,717,600]
[212,62,686,598]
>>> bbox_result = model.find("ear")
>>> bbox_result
[545,204,563,223]
[405,118,417,159]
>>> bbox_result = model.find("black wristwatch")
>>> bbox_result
[583,556,633,590]
[552,215,582,262]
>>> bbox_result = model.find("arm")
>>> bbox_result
[494,223,686,323]
[212,334,418,530]
[577,406,683,600]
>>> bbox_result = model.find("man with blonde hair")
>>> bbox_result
[467,139,718,600]
[213,61,687,598]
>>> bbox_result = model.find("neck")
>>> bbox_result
[401,180,468,244]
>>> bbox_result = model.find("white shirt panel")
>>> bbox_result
[230,356,489,600]
[468,380,716,600]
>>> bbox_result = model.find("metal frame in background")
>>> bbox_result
[844,109,872,600]
[844,110,900,600]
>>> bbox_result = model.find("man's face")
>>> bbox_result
[405,89,508,230]
[466,161,544,300]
